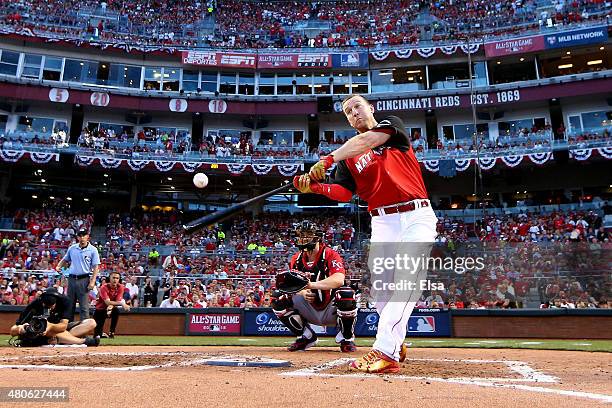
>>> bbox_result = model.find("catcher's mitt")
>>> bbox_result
[275,270,310,294]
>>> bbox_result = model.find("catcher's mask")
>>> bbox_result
[294,220,321,251]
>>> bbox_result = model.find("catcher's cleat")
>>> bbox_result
[399,343,408,363]
[287,335,318,352]
[350,349,400,374]
[84,336,100,347]
[340,340,357,353]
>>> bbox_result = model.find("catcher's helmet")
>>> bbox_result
[294,220,321,251]
[40,288,60,307]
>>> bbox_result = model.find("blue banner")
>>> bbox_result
[544,26,608,49]
[355,308,451,337]
[244,308,451,337]
[331,52,368,69]
[243,310,336,336]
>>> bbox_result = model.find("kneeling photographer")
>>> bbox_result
[10,288,99,347]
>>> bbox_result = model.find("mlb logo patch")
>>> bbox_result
[408,316,436,333]
[341,53,360,67]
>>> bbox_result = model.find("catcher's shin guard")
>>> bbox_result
[271,290,313,338]
[335,286,357,341]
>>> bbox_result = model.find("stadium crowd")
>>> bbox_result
[1,204,610,313]
[1,0,609,48]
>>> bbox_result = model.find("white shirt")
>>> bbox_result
[126,283,139,297]
[159,298,180,308]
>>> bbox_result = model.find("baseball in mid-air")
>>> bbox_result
[193,172,208,189]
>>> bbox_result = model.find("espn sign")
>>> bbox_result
[182,51,218,66]
[219,53,255,68]
[297,54,330,68]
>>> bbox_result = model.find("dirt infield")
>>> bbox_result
[0,346,609,407]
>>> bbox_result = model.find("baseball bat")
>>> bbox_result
[182,182,292,232]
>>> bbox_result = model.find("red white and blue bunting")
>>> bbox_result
[127,160,150,171]
[455,159,472,172]
[598,147,612,159]
[569,149,593,161]
[153,160,176,172]
[477,157,497,170]
[99,157,122,168]
[0,149,25,162]
[527,152,553,165]
[252,164,274,175]
[500,155,523,167]
[227,164,249,175]
[277,164,301,177]
[370,43,481,61]
[423,160,439,173]
[30,152,59,163]
[180,162,202,172]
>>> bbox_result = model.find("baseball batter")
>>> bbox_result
[294,93,438,373]
[272,221,358,352]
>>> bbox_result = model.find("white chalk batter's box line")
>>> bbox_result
[282,358,612,404]
[0,352,284,372]
[283,357,558,383]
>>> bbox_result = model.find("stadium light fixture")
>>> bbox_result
[600,46,605,50]
[167,177,173,181]
[40,179,46,183]
[32,195,38,199]
[558,64,573,69]
[84,198,90,202]
[104,173,109,177]
[496,61,501,65]
[587,60,602,66]
[67,197,72,201]
[566,51,571,55]
[49,196,55,200]
[520,58,525,62]
[170,186,175,190]
[406,70,421,74]
[226,180,233,185]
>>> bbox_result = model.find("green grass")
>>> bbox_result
[1,335,610,352]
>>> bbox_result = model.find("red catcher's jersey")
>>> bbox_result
[332,115,428,211]
[289,244,345,311]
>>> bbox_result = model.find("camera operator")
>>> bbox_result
[10,288,99,347]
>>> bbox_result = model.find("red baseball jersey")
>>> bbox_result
[289,244,345,311]
[333,115,428,211]
[95,283,125,311]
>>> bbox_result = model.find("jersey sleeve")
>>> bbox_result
[325,249,346,276]
[373,115,411,151]
[331,160,356,193]
[91,247,101,266]
[61,246,73,262]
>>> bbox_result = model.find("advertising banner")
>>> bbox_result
[354,308,451,337]
[544,26,608,49]
[484,36,545,57]
[243,310,335,336]
[186,312,241,335]
[297,53,331,68]
[331,52,368,69]
[181,51,255,68]
[257,54,298,69]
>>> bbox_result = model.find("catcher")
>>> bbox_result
[273,221,357,352]
[10,287,99,347]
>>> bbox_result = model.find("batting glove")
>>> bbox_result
[309,155,335,181]
[293,174,320,194]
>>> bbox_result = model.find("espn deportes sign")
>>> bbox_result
[186,312,241,335]
[181,51,256,68]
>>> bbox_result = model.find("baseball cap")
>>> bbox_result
[77,228,89,236]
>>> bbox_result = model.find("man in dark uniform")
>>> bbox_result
[295,93,438,373]
[271,221,357,353]
[10,288,99,347]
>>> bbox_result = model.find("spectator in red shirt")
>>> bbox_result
[93,272,130,338]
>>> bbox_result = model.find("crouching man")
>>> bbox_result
[10,288,99,347]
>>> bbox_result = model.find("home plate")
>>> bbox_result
[198,357,291,368]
